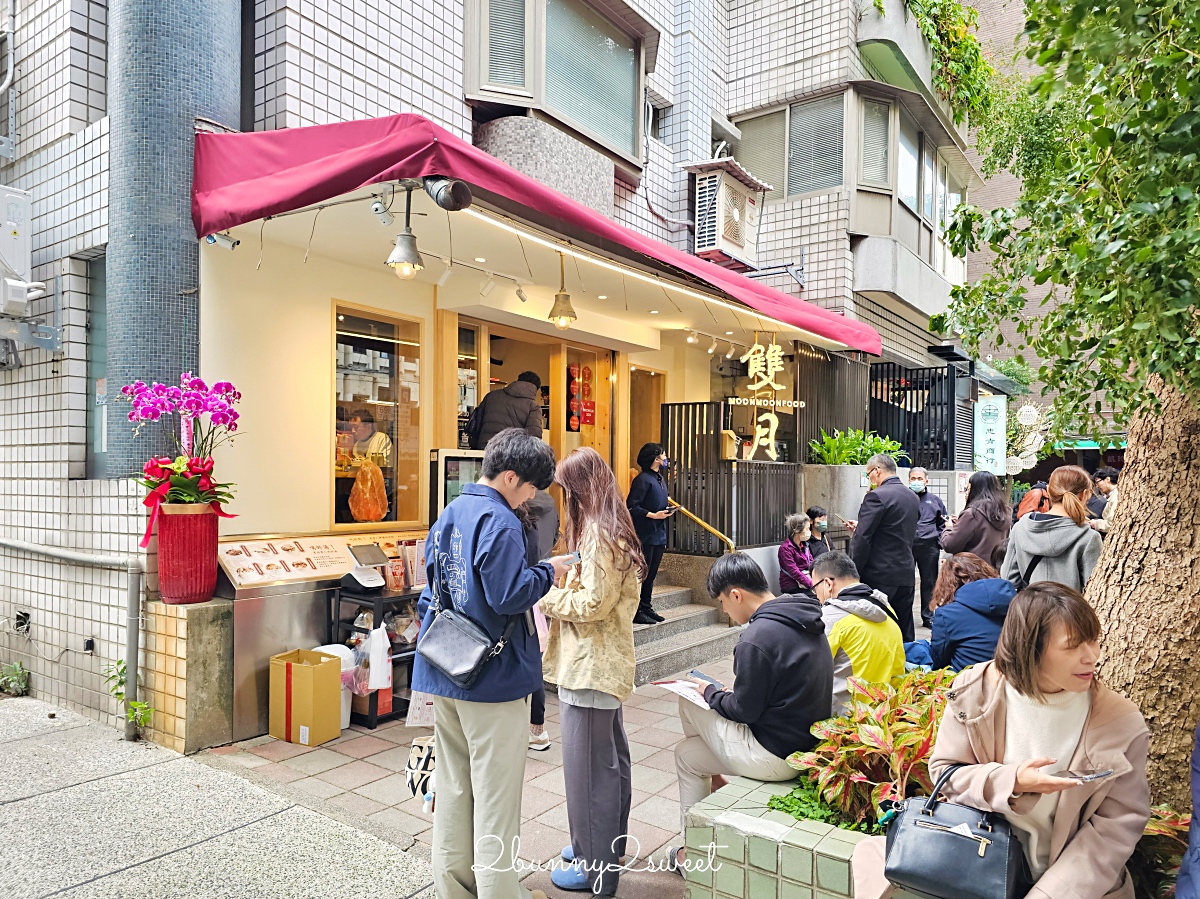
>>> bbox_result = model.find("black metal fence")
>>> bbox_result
[796,347,870,461]
[660,402,802,555]
[868,362,977,470]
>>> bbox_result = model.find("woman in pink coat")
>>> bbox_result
[855,582,1150,898]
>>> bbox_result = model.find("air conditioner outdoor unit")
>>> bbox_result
[686,158,772,272]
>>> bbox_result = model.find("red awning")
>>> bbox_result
[192,114,881,354]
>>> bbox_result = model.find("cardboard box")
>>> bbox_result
[351,688,393,717]
[269,649,341,747]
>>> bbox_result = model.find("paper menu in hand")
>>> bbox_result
[651,679,712,709]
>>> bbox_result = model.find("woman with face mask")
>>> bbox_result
[805,505,834,560]
[626,442,674,624]
[778,513,814,593]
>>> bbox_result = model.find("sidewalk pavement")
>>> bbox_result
[202,656,739,898]
[0,696,431,899]
[0,654,736,899]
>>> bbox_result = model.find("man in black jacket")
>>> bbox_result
[847,453,920,640]
[466,370,545,449]
[671,553,833,867]
[908,467,947,629]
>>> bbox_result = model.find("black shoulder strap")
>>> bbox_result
[433,541,519,647]
[863,591,901,627]
[1023,554,1044,587]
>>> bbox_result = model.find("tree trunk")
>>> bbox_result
[1088,376,1200,812]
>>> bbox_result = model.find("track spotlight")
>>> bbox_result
[480,275,497,297]
[423,177,473,211]
[707,337,718,354]
[725,343,735,359]
[435,260,453,287]
[516,286,530,303]
[686,331,698,344]
[205,232,239,250]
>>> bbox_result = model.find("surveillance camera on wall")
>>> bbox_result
[205,232,240,251]
[371,200,395,226]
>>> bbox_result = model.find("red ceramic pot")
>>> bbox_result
[157,504,218,604]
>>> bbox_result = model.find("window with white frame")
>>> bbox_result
[735,111,787,201]
[472,0,642,160]
[897,113,920,212]
[922,143,936,220]
[861,99,891,187]
[788,95,844,195]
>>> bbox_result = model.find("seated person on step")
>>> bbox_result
[671,552,833,868]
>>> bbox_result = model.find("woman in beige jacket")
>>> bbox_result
[539,447,645,896]
[855,582,1150,899]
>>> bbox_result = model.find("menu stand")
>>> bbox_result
[333,584,423,729]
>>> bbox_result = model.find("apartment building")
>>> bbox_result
[0,0,973,731]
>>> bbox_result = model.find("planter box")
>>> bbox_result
[683,777,924,899]
[802,465,967,531]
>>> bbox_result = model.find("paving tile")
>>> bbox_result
[641,747,679,773]
[630,794,681,832]
[628,740,660,763]
[375,725,430,745]
[631,726,682,749]
[622,706,668,727]
[527,769,567,797]
[533,799,570,831]
[327,791,388,818]
[204,744,241,755]
[334,734,396,759]
[247,738,314,762]
[223,751,271,769]
[626,819,675,861]
[233,735,273,749]
[291,777,345,800]
[254,762,307,784]
[517,818,569,864]
[638,698,682,716]
[369,805,433,836]
[522,757,556,781]
[280,747,350,776]
[355,772,413,806]
[655,717,685,735]
[519,784,564,820]
[356,745,411,772]
[631,765,678,795]
[316,760,391,791]
[395,793,436,823]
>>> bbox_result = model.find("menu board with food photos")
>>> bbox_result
[218,532,427,588]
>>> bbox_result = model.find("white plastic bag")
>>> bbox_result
[367,626,392,691]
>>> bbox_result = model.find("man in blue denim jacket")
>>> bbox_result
[413,428,573,899]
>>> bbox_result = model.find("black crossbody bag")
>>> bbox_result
[416,553,518,689]
[884,763,1034,899]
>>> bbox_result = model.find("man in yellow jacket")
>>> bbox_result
[811,551,905,714]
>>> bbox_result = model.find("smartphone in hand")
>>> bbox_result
[1055,769,1113,782]
[688,669,722,687]
[540,551,582,565]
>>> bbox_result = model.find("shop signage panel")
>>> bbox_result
[973,395,1008,476]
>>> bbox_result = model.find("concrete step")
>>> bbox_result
[634,623,743,686]
[650,585,696,612]
[632,603,722,647]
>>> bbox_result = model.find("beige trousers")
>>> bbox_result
[673,697,796,833]
[432,695,531,899]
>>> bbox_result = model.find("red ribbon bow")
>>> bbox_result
[140,483,237,549]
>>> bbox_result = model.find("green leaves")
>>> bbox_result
[782,669,956,827]
[807,429,909,465]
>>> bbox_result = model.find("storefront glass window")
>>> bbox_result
[457,325,480,449]
[334,308,421,525]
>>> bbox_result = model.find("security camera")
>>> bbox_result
[205,232,239,250]
[424,177,473,212]
[371,199,394,226]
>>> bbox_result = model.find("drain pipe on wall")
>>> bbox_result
[0,538,145,741]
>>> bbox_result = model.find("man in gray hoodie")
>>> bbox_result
[466,370,545,449]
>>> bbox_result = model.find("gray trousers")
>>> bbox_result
[560,703,632,896]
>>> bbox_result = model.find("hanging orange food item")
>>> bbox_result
[349,460,389,521]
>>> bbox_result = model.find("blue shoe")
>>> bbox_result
[551,861,592,891]
[561,845,575,862]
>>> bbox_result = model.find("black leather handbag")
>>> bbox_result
[884,763,1034,899]
[416,556,517,689]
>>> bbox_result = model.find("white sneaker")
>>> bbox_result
[529,728,551,751]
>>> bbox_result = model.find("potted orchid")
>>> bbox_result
[121,373,241,604]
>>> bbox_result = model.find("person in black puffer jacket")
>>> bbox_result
[466,370,545,448]
[626,442,672,624]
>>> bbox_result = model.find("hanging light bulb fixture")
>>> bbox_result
[548,252,577,331]
[385,186,424,280]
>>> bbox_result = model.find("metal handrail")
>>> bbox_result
[0,537,144,741]
[668,500,735,553]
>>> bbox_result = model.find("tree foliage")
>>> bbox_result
[932,0,1200,441]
